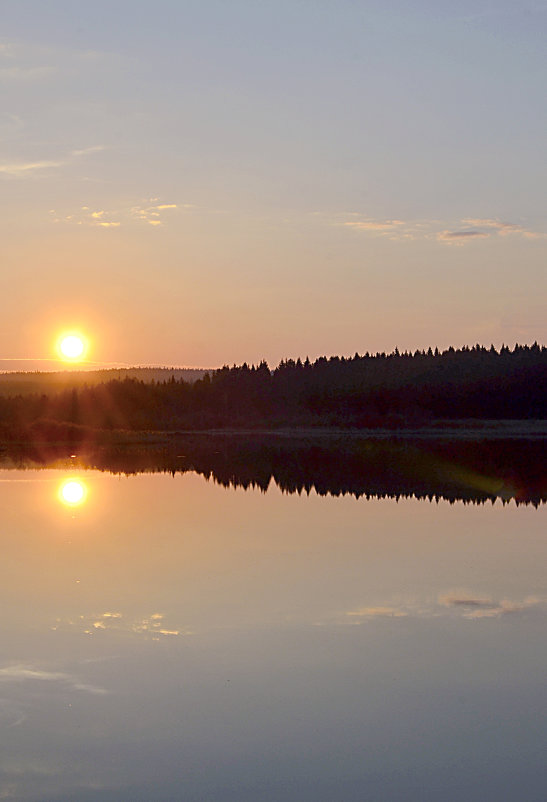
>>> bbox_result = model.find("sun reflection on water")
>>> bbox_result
[58,478,88,507]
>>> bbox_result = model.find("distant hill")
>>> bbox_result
[0,367,209,396]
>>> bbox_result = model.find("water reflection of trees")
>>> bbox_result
[3,435,545,506]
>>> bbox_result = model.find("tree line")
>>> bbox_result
[0,343,545,438]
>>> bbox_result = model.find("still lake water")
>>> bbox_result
[0,440,546,801]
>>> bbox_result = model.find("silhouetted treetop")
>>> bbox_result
[0,343,545,435]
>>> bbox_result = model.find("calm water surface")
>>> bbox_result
[0,463,546,801]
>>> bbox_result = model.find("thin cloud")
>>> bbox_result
[0,159,64,176]
[339,214,544,244]
[317,599,428,627]
[51,198,182,228]
[438,591,546,619]
[520,230,545,239]
[437,220,545,243]
[343,219,406,235]
[437,230,490,243]
[50,207,121,228]
[0,665,107,695]
[131,199,180,226]
[0,145,104,178]
[70,145,106,157]
[461,219,545,239]
[346,606,408,618]
[338,214,432,242]
[462,218,522,233]
[438,592,495,609]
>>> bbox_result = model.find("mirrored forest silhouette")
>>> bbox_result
[3,435,545,506]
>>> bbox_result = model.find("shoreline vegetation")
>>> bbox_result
[0,343,545,445]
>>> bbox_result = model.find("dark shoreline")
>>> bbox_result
[1,418,545,449]
[161,419,547,441]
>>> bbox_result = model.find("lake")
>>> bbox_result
[0,437,545,801]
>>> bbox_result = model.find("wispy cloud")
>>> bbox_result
[438,591,546,619]
[343,219,406,233]
[0,145,104,178]
[50,197,184,228]
[346,606,408,618]
[70,145,106,158]
[462,218,521,232]
[436,220,546,244]
[339,214,545,245]
[0,43,56,81]
[0,159,64,176]
[0,39,81,86]
[131,199,185,226]
[0,665,107,695]
[461,219,544,239]
[437,229,490,243]
[50,206,122,228]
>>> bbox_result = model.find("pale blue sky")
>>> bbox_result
[1,0,545,368]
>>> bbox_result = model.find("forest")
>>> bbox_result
[0,366,206,396]
[0,343,545,441]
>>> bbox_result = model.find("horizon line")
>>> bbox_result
[0,360,212,374]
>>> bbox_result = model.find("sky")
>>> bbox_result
[1,0,546,369]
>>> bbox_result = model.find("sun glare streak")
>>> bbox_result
[58,478,88,507]
[57,332,88,362]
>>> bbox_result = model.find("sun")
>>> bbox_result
[57,333,88,362]
[58,478,88,507]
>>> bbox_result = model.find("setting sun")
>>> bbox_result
[57,333,88,362]
[58,478,88,507]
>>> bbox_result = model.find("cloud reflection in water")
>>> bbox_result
[0,665,107,695]
[338,593,547,625]
[51,611,190,639]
